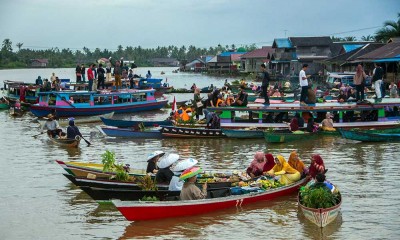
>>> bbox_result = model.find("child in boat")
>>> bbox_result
[180,167,207,200]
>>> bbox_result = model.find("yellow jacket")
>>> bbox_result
[268,155,299,175]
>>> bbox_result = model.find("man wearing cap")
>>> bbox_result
[155,153,179,184]
[66,118,83,140]
[42,114,62,138]
[180,167,207,200]
[146,151,165,174]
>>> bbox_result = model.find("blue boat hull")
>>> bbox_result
[221,129,264,138]
[100,117,173,128]
[30,100,168,117]
[101,127,163,138]
[339,129,400,142]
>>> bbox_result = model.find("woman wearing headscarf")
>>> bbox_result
[287,151,307,176]
[246,152,266,178]
[262,153,275,173]
[354,64,367,102]
[308,154,326,179]
[266,155,300,185]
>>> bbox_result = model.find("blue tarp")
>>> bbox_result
[374,57,400,62]
[219,52,246,57]
[274,38,292,48]
[343,44,364,52]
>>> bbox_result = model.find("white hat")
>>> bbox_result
[326,112,333,118]
[147,151,165,162]
[157,153,180,169]
[171,158,198,172]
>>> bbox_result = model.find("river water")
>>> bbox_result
[0,68,399,239]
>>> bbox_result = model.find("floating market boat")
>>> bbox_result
[38,112,114,128]
[298,191,342,228]
[3,80,41,106]
[99,126,163,138]
[49,136,80,148]
[30,89,168,117]
[112,178,308,221]
[339,129,400,142]
[263,131,317,143]
[100,117,172,128]
[160,125,226,138]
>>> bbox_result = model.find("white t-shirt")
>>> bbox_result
[168,175,183,191]
[299,69,308,87]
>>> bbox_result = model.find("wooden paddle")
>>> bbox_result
[32,131,45,138]
[80,135,91,146]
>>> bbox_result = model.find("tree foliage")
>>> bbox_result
[375,12,400,43]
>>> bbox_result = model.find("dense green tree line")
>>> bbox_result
[0,40,257,69]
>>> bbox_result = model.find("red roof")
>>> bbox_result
[230,53,244,62]
[240,46,274,59]
[31,59,48,63]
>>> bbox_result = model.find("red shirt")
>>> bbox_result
[87,68,94,80]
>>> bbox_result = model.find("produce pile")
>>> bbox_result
[299,185,340,209]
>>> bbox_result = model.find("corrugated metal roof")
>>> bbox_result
[240,46,274,59]
[357,42,400,60]
[290,36,332,47]
[273,38,292,48]
[343,44,364,52]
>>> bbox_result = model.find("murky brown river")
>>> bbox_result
[1,68,399,239]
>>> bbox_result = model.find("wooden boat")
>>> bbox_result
[3,80,41,106]
[100,116,172,128]
[38,112,114,128]
[9,107,23,117]
[160,125,226,138]
[264,130,317,143]
[80,186,181,203]
[30,89,168,117]
[339,129,400,142]
[298,191,342,228]
[0,103,9,110]
[221,128,264,139]
[49,136,80,147]
[112,178,308,221]
[55,160,147,178]
[100,126,163,138]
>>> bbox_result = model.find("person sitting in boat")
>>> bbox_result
[306,117,318,133]
[246,152,266,178]
[321,112,335,131]
[146,151,165,174]
[272,89,281,97]
[284,80,291,89]
[169,158,198,191]
[240,79,246,86]
[206,111,221,129]
[14,99,21,110]
[35,76,43,85]
[231,86,248,107]
[265,155,301,185]
[178,104,192,122]
[42,114,62,138]
[216,94,226,107]
[262,153,276,173]
[66,118,83,140]
[155,153,180,184]
[146,70,152,79]
[308,154,326,179]
[179,166,207,200]
[289,113,305,131]
[288,150,307,177]
[309,173,335,193]
[337,90,347,103]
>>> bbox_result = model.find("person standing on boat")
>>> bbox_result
[110,57,123,91]
[87,64,95,91]
[260,63,271,105]
[146,70,152,79]
[354,64,367,102]
[35,76,43,86]
[372,63,384,102]
[75,64,82,83]
[193,88,203,120]
[299,64,309,106]
[42,114,62,138]
[80,64,86,82]
[146,151,165,174]
[97,64,106,90]
[155,154,179,184]
[180,167,207,200]
[66,118,83,140]
[105,62,112,83]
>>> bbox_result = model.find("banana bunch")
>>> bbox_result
[259,179,282,189]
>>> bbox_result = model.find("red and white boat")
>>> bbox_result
[112,178,308,221]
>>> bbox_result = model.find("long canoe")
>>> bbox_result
[263,131,317,143]
[100,117,173,128]
[112,178,308,221]
[160,126,226,138]
[49,136,80,147]
[221,129,264,139]
[100,126,163,138]
[298,192,342,227]
[339,129,400,142]
[38,112,114,128]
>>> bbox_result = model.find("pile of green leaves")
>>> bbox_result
[101,150,130,182]
[300,186,339,209]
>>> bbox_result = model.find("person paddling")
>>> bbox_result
[66,118,83,140]
[42,114,62,138]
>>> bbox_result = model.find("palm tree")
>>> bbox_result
[375,13,400,43]
[16,42,23,51]
[343,36,357,41]
[361,35,375,41]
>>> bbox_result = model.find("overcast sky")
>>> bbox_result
[0,0,398,51]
